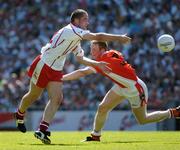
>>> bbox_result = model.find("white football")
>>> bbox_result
[157,34,175,52]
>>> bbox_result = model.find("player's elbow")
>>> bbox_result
[93,33,105,41]
[83,32,106,41]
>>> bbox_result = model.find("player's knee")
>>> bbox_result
[50,94,63,106]
[98,104,110,114]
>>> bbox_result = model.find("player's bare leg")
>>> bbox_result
[85,90,125,141]
[34,81,63,144]
[15,81,44,133]
[19,81,44,112]
[43,81,63,123]
[132,105,171,124]
[93,90,124,132]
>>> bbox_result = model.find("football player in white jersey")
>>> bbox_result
[14,9,131,144]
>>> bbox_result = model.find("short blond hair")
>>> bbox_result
[91,40,108,50]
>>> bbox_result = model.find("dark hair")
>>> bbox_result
[91,40,108,50]
[70,9,87,22]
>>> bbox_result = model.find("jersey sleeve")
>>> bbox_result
[80,30,90,37]
[73,44,84,57]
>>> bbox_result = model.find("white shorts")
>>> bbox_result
[111,78,148,108]
[28,55,63,88]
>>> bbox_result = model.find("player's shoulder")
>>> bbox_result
[66,23,90,39]
[70,23,88,32]
[102,49,122,57]
[109,49,122,54]
[63,24,79,32]
[63,24,75,33]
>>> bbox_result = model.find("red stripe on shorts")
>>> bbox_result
[27,55,41,77]
[135,82,147,106]
[27,55,63,88]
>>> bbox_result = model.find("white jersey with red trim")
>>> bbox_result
[40,23,89,71]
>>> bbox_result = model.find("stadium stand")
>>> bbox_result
[0,0,179,112]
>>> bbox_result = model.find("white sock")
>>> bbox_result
[168,109,172,118]
[91,130,101,136]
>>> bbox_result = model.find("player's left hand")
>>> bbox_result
[96,61,112,74]
[119,34,131,44]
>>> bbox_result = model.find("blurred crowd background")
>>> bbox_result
[0,0,179,112]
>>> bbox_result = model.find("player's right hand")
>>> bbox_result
[95,61,112,74]
[119,34,131,44]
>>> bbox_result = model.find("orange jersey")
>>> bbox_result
[94,50,138,88]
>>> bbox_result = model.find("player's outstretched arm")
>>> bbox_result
[62,67,93,81]
[83,32,131,44]
[76,56,111,73]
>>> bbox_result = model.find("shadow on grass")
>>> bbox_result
[19,141,148,146]
[102,141,180,144]
[18,140,180,146]
[102,140,149,144]
[18,143,89,146]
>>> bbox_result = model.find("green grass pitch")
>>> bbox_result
[0,131,180,150]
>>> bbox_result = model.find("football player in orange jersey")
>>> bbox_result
[63,40,180,142]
